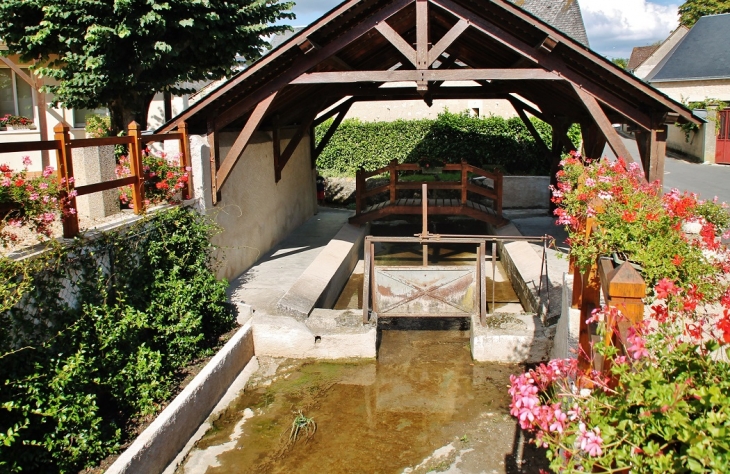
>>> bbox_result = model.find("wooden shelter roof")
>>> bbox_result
[158,0,700,196]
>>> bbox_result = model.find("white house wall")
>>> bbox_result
[653,79,730,103]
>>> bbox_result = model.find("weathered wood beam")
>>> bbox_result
[375,21,418,67]
[277,102,325,182]
[216,92,277,190]
[290,69,560,84]
[571,84,635,164]
[431,0,654,130]
[506,94,547,122]
[416,0,429,69]
[428,19,469,66]
[580,122,607,160]
[314,100,352,159]
[186,0,412,133]
[635,125,667,183]
[314,97,357,127]
[207,119,220,205]
[509,98,549,154]
[273,115,282,182]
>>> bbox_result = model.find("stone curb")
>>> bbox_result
[105,321,255,474]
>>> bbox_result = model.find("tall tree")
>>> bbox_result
[679,0,730,27]
[0,0,294,133]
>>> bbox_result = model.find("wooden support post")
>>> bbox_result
[218,91,278,189]
[422,183,428,267]
[389,159,397,204]
[494,169,503,216]
[206,119,219,205]
[314,100,352,159]
[571,84,635,165]
[178,121,193,200]
[53,123,79,238]
[580,121,607,160]
[460,161,468,204]
[635,121,667,184]
[127,122,146,214]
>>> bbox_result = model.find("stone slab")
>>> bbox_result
[470,313,550,363]
[106,321,255,474]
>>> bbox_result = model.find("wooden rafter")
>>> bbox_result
[276,100,326,182]
[290,69,560,84]
[428,19,469,66]
[216,92,278,190]
[375,21,418,67]
[571,84,635,164]
[314,97,357,127]
[506,94,547,122]
[430,0,654,130]
[314,100,352,159]
[207,119,219,204]
[509,98,549,154]
[200,0,413,132]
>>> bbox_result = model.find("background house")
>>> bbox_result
[0,44,198,172]
[628,26,689,80]
[638,14,730,164]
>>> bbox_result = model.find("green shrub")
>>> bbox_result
[0,207,234,472]
[315,110,580,176]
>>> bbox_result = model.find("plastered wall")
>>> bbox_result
[190,130,317,281]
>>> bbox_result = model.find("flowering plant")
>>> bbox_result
[551,153,730,301]
[0,114,33,127]
[511,300,730,473]
[0,157,68,243]
[116,149,190,208]
[510,156,730,472]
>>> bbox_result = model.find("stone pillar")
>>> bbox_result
[189,135,213,212]
[702,106,718,164]
[73,145,119,219]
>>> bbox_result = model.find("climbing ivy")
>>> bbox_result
[315,110,581,176]
[0,207,234,472]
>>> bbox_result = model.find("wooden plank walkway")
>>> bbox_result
[348,198,509,226]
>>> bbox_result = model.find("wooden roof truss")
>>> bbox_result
[158,0,700,204]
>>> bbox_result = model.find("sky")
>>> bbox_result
[286,0,683,59]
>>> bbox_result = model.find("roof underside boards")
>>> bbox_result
[648,13,730,83]
[158,0,698,141]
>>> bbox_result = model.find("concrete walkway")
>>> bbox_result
[227,208,353,317]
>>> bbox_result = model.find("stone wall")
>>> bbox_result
[190,131,317,281]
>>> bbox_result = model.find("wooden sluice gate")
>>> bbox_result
[362,185,553,325]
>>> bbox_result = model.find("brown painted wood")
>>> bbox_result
[0,140,61,154]
[416,0,429,70]
[581,121,607,160]
[375,21,418,67]
[277,102,325,180]
[649,126,667,184]
[53,123,79,238]
[505,94,547,122]
[217,92,277,190]
[290,69,560,84]
[428,19,469,66]
[511,99,550,153]
[314,100,352,159]
[273,116,282,182]
[204,0,413,132]
[127,122,146,215]
[314,97,356,127]
[572,84,636,164]
[75,176,138,196]
[206,119,219,205]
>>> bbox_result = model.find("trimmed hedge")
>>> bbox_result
[0,207,234,473]
[315,110,581,176]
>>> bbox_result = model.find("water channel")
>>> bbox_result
[177,219,546,473]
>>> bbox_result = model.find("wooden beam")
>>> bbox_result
[571,84,635,164]
[314,100,352,159]
[314,97,357,127]
[580,121,606,160]
[506,94,547,122]
[416,0,429,70]
[277,102,325,181]
[509,98,549,153]
[207,119,219,205]
[375,21,418,67]
[216,91,277,190]
[635,125,667,183]
[428,19,469,66]
[180,0,412,133]
[430,0,654,131]
[290,69,560,84]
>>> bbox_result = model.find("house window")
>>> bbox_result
[73,108,109,129]
[0,68,34,119]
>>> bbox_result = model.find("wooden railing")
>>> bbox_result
[0,121,191,238]
[354,160,503,216]
[571,216,646,373]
